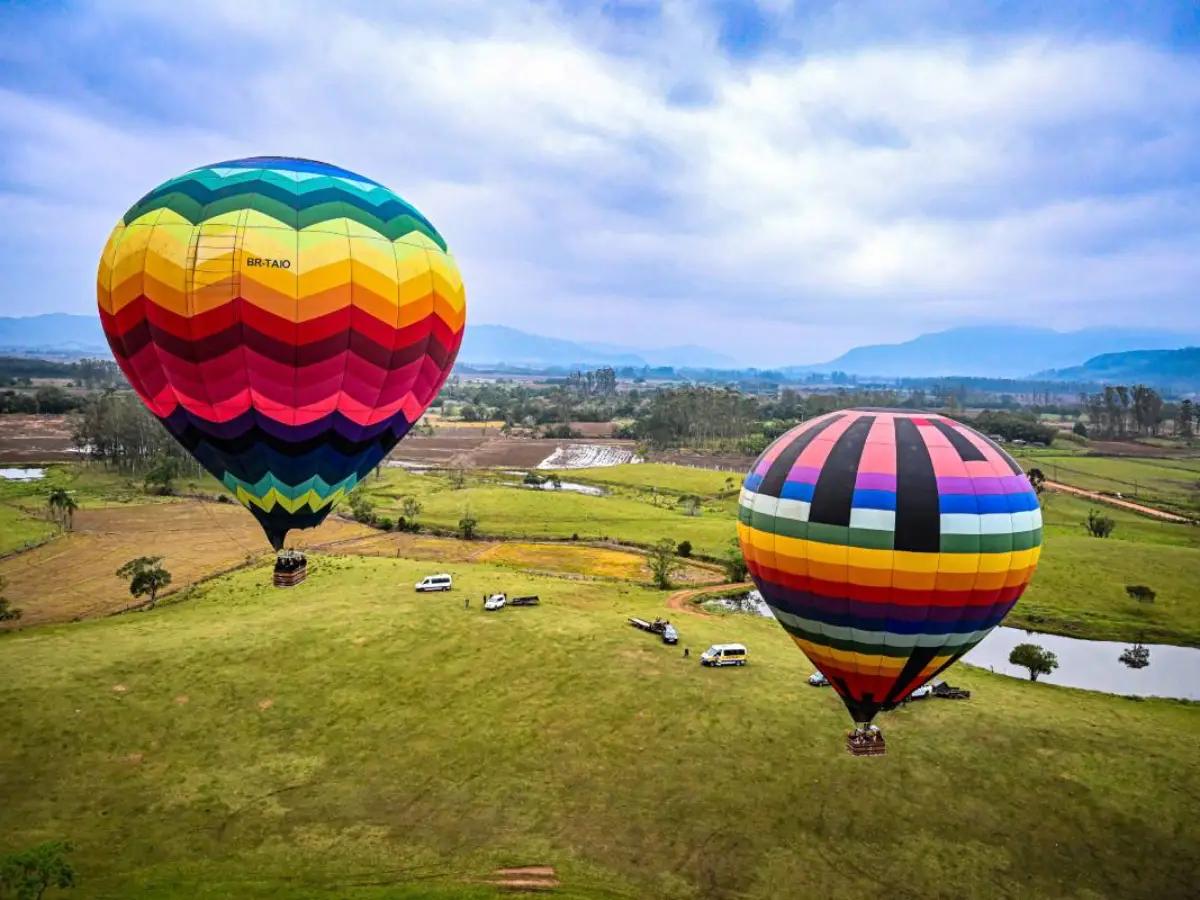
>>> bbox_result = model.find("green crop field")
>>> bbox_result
[363,470,739,556]
[554,463,739,496]
[1021,455,1200,516]
[1,555,1197,900]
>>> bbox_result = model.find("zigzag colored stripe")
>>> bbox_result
[97,157,464,547]
[123,170,446,248]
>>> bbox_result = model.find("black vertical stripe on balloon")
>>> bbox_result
[809,415,876,526]
[884,645,941,706]
[973,431,1023,475]
[757,414,845,498]
[929,418,986,462]
[894,418,941,553]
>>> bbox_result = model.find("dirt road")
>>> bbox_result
[1045,480,1194,523]
[665,582,751,618]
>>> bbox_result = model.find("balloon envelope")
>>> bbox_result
[737,409,1042,724]
[97,156,465,549]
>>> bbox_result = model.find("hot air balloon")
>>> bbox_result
[97,156,465,552]
[737,409,1041,752]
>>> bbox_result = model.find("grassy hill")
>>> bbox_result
[1,555,1198,899]
[1039,347,1200,391]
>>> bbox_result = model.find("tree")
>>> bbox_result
[457,513,478,540]
[347,489,376,525]
[1026,468,1046,494]
[115,556,172,610]
[0,840,76,899]
[676,540,693,558]
[46,489,76,530]
[402,496,422,529]
[722,539,748,583]
[549,473,563,490]
[1125,584,1156,604]
[1008,643,1059,682]
[448,465,467,490]
[646,538,679,589]
[1072,421,1088,438]
[1179,399,1194,439]
[0,576,21,622]
[143,454,180,495]
[1084,509,1116,538]
[680,495,702,517]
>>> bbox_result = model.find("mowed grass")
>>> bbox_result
[0,501,56,555]
[0,555,1196,900]
[364,470,737,556]
[556,463,738,496]
[1024,455,1200,516]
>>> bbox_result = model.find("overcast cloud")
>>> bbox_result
[1,0,1197,365]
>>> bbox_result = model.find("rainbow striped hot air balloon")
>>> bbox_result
[97,157,465,549]
[737,409,1041,733]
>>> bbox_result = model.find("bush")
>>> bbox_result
[376,516,394,531]
[458,515,478,540]
[676,540,693,558]
[1125,584,1156,604]
[723,539,748,583]
[1073,421,1089,438]
[1084,509,1116,538]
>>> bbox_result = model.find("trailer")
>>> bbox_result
[508,595,540,607]
[628,616,678,644]
[931,680,971,700]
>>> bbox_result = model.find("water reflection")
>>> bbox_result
[708,590,1200,701]
[0,467,45,481]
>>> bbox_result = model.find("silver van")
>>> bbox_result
[415,573,453,592]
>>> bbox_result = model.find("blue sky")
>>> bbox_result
[1,0,1197,365]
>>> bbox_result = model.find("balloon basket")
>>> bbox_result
[847,726,887,757]
[273,549,308,588]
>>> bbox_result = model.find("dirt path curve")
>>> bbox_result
[1045,480,1194,523]
[665,582,752,619]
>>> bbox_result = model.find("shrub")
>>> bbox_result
[1125,584,1156,604]
[376,516,394,531]
[1073,421,1089,438]
[1084,509,1116,538]
[676,540,693,558]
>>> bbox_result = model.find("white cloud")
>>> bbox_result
[0,0,1196,364]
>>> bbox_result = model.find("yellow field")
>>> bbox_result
[472,540,723,583]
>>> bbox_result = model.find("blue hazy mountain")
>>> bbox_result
[1038,347,1200,391]
[791,326,1200,379]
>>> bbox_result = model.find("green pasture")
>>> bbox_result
[1,555,1196,899]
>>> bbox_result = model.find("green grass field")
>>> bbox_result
[1,555,1197,899]
[363,470,738,556]
[554,463,738,496]
[1022,455,1200,516]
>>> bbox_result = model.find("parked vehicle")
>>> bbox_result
[628,616,678,644]
[700,643,748,667]
[415,573,453,592]
[808,671,830,687]
[906,683,933,701]
[931,680,971,700]
[484,593,506,610]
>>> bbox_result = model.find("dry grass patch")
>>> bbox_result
[0,501,372,628]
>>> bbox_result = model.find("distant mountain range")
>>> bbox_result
[791,326,1200,379]
[2,315,1196,384]
[1038,347,1200,392]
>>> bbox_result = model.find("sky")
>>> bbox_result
[0,0,1198,366]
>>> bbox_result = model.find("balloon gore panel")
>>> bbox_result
[97,157,465,549]
[738,409,1041,724]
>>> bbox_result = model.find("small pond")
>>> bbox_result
[706,590,1200,701]
[0,467,45,481]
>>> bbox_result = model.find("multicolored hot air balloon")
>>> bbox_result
[97,156,465,550]
[737,409,1041,738]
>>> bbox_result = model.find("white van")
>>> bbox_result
[415,573,453,592]
[700,643,748,667]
